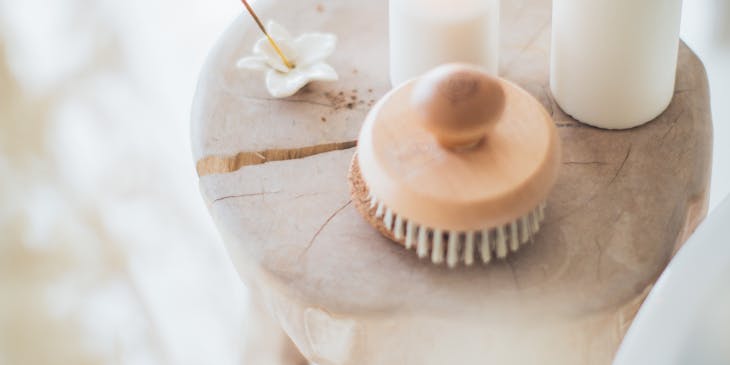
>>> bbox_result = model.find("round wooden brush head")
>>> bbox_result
[355,63,561,233]
[351,64,560,266]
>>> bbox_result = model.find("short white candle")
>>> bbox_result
[550,0,683,129]
[389,0,500,87]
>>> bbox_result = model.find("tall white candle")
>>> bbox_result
[550,0,683,129]
[389,0,500,87]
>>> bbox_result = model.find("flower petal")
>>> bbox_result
[253,37,297,73]
[265,69,311,98]
[299,62,339,82]
[266,20,292,41]
[252,37,269,56]
[293,33,337,67]
[236,56,268,71]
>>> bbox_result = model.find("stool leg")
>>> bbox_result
[244,291,308,365]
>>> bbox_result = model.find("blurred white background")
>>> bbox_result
[0,0,247,364]
[0,0,727,364]
[682,0,730,210]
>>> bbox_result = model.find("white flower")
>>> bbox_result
[236,21,338,98]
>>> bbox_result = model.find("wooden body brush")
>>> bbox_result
[348,64,561,267]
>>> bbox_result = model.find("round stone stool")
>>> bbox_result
[191,0,713,364]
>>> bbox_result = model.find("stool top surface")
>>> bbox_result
[191,0,712,319]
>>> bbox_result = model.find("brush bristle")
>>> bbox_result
[366,193,546,268]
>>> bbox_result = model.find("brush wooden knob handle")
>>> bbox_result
[411,64,506,150]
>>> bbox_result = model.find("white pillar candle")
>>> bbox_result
[389,0,500,87]
[550,0,683,129]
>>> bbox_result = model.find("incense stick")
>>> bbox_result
[241,0,295,69]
